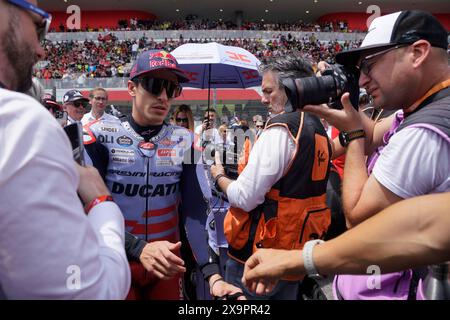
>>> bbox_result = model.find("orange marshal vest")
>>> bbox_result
[224,111,332,270]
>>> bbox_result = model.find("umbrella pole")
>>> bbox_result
[207,64,211,116]
[201,64,212,152]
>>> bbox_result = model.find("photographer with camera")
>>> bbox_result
[210,55,331,299]
[243,10,450,300]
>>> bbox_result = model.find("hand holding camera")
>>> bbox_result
[303,92,363,133]
[281,62,364,133]
[282,64,360,112]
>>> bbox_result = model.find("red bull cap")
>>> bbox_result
[130,50,190,83]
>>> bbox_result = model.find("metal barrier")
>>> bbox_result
[37,76,129,90]
[46,30,366,42]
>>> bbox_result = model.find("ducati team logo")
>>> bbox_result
[138,141,156,150]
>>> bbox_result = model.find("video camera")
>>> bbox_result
[282,64,360,112]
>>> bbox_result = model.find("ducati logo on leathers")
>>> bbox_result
[111,182,178,197]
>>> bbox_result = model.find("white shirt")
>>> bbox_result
[194,124,223,148]
[0,89,130,299]
[373,127,450,198]
[226,125,296,212]
[81,111,117,126]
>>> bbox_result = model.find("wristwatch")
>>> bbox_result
[339,129,365,147]
[302,239,325,279]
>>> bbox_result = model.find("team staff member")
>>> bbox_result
[211,55,331,299]
[81,87,117,125]
[63,89,89,124]
[84,50,243,300]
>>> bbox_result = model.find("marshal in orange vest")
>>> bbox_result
[224,111,331,278]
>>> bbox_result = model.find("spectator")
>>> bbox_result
[40,93,69,126]
[81,87,117,125]
[173,104,195,131]
[252,114,265,137]
[0,0,130,299]
[254,120,264,137]
[35,36,365,80]
[63,89,89,124]
[131,41,139,59]
[210,55,331,299]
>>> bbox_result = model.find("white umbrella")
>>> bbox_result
[171,42,262,110]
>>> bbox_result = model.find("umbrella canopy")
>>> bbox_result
[171,42,262,89]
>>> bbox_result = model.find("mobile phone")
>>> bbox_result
[204,117,211,128]
[63,122,85,166]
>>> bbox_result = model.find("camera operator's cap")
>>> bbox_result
[63,89,89,104]
[336,10,449,66]
[129,49,190,83]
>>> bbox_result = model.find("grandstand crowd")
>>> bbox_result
[36,34,363,80]
[53,18,353,33]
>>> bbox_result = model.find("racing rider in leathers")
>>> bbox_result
[84,50,243,300]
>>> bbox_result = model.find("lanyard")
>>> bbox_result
[404,79,450,114]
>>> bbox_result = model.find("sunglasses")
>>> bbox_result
[176,117,188,123]
[7,0,52,42]
[357,44,408,75]
[137,77,182,99]
[94,96,107,101]
[71,100,88,108]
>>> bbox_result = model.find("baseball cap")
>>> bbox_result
[336,10,449,66]
[129,50,190,83]
[63,89,89,104]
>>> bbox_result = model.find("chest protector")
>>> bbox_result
[224,111,331,267]
[85,118,194,243]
